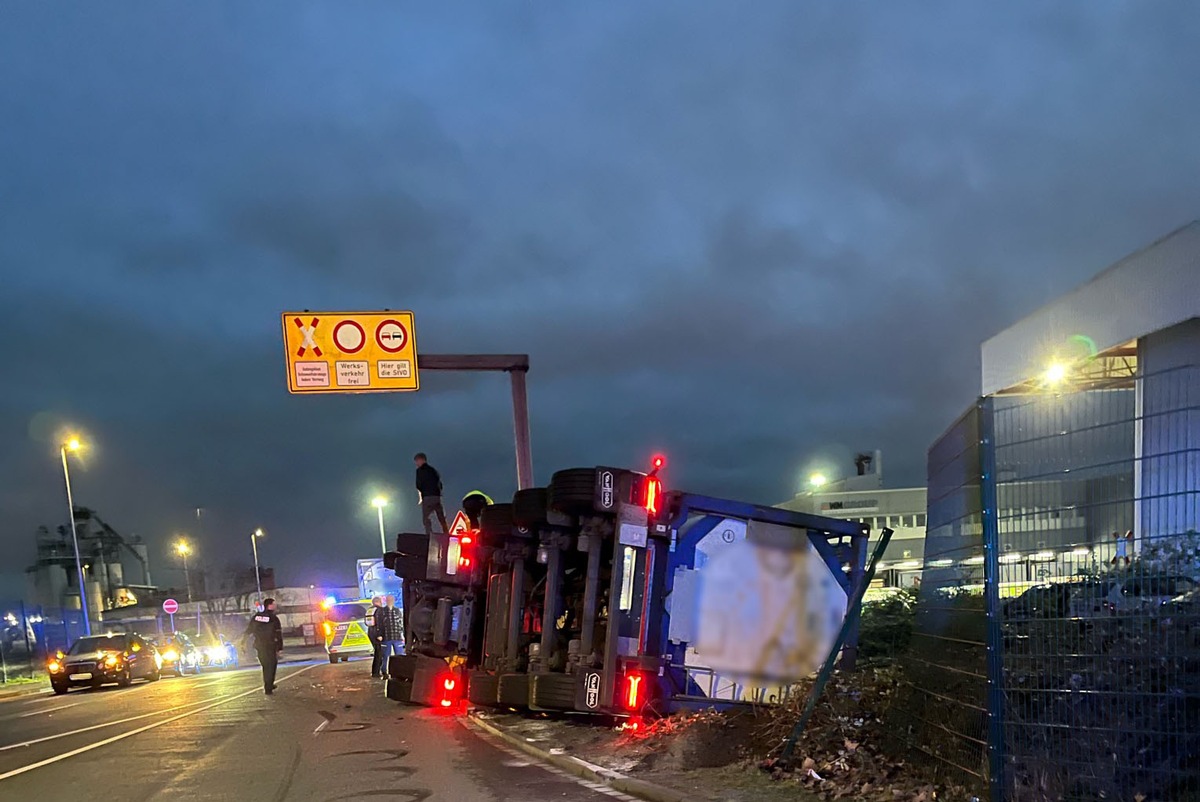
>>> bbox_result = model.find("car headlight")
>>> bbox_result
[163,649,179,661]
[206,645,229,662]
[104,654,120,668]
[47,660,62,674]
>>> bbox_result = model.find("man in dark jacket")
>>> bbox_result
[367,596,385,678]
[243,598,283,694]
[414,452,449,535]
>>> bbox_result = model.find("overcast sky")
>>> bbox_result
[2,3,1198,596]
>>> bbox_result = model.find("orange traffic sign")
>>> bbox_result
[281,311,419,394]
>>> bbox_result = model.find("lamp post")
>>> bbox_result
[251,529,264,606]
[60,437,91,636]
[175,540,193,603]
[371,496,389,554]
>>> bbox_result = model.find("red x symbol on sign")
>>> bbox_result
[294,317,322,357]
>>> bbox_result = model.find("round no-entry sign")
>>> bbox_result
[162,598,179,615]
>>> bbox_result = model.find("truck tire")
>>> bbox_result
[497,673,530,709]
[388,654,418,680]
[548,468,596,514]
[512,488,549,528]
[480,503,515,542]
[385,677,413,703]
[529,672,577,711]
[467,671,500,706]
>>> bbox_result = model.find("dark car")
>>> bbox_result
[154,632,202,676]
[47,632,161,694]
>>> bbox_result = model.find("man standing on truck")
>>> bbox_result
[414,452,449,535]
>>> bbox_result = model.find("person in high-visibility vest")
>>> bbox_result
[462,490,493,529]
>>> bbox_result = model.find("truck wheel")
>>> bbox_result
[467,671,500,706]
[529,672,577,711]
[328,654,338,664]
[512,488,549,528]
[549,468,598,514]
[388,654,419,680]
[385,677,413,703]
[480,503,515,542]
[497,673,530,709]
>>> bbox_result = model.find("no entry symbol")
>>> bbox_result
[294,317,322,357]
[333,320,366,354]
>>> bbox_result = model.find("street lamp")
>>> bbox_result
[371,496,389,554]
[175,539,193,604]
[60,436,91,636]
[251,529,265,606]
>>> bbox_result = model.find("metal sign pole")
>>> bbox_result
[417,354,534,491]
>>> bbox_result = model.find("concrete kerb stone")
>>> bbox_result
[466,712,696,802]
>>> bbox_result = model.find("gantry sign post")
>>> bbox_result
[281,312,533,491]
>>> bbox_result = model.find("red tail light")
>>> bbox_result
[440,676,458,708]
[623,672,644,711]
[643,477,661,516]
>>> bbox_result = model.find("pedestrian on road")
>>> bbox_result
[242,597,283,695]
[378,594,405,665]
[414,452,449,535]
[367,596,385,678]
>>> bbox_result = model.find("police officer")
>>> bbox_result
[243,598,283,695]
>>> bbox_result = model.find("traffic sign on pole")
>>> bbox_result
[162,598,179,615]
[281,311,419,394]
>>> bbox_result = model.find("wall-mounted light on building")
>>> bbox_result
[930,559,954,567]
[963,556,985,565]
[1042,361,1068,387]
[808,473,828,489]
[1030,551,1056,562]
[999,553,1024,563]
[1071,547,1090,557]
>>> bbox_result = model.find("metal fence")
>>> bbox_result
[893,364,1200,801]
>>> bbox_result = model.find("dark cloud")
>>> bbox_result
[2,2,1199,594]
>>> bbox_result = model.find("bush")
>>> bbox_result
[858,587,918,661]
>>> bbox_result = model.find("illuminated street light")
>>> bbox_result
[808,473,828,489]
[175,539,193,603]
[371,496,389,554]
[251,529,265,605]
[59,435,91,636]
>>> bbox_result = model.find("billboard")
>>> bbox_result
[357,558,402,601]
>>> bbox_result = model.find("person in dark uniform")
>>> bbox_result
[243,598,283,695]
[367,596,385,678]
[414,452,449,535]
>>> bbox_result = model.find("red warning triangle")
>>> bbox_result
[448,510,471,536]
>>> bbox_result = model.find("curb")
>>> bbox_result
[0,684,49,703]
[466,713,694,802]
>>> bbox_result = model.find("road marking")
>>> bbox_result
[16,702,78,718]
[0,664,317,781]
[0,698,213,752]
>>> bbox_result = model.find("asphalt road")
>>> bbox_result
[0,659,627,801]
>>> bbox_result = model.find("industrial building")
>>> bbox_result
[777,450,927,588]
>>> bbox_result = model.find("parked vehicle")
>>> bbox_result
[154,632,202,676]
[198,633,239,669]
[47,632,161,694]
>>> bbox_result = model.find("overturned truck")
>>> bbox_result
[383,461,870,714]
